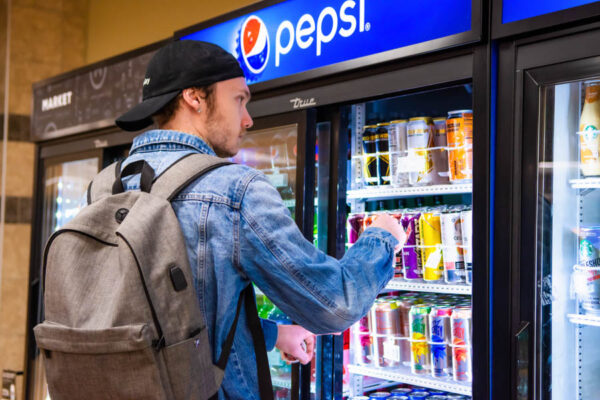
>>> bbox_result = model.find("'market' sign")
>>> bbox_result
[182,0,472,84]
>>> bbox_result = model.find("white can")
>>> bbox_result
[440,212,465,283]
[407,117,434,186]
[460,210,473,285]
[389,120,409,187]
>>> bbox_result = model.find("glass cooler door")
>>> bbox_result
[526,71,600,399]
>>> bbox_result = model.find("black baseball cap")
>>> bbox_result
[116,40,244,132]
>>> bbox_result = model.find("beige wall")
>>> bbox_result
[86,0,257,63]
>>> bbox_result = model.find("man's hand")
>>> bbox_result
[370,214,408,252]
[275,325,315,365]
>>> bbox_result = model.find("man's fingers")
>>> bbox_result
[305,336,315,357]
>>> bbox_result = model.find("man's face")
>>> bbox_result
[203,77,253,158]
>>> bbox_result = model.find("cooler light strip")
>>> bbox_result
[384,280,472,295]
[347,183,473,200]
[348,364,472,395]
[567,314,600,327]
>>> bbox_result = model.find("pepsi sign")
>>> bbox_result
[182,0,472,85]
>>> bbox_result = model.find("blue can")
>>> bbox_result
[408,392,430,400]
[428,396,448,400]
[431,342,449,378]
[390,388,412,395]
[388,397,409,400]
[369,392,391,399]
[428,390,446,395]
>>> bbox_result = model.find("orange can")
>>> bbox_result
[446,110,473,183]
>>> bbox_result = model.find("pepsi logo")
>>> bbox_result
[240,15,269,75]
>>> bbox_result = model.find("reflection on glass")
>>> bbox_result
[233,124,297,216]
[539,78,600,399]
[236,125,298,399]
[34,157,99,400]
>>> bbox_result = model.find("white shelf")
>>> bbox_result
[348,364,471,396]
[570,178,600,189]
[384,279,472,295]
[568,313,600,327]
[347,184,472,200]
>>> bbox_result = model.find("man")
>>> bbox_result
[115,40,405,399]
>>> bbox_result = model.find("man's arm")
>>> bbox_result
[238,173,402,334]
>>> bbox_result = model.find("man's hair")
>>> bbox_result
[152,85,216,127]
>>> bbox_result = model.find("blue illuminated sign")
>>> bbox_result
[182,0,471,85]
[503,0,599,24]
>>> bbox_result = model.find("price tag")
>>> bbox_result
[425,246,443,270]
[396,155,426,173]
[383,340,400,362]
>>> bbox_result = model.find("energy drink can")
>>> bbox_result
[392,212,404,278]
[409,305,431,374]
[451,307,472,346]
[347,214,364,245]
[407,391,430,400]
[362,125,379,186]
[440,212,465,283]
[390,388,412,395]
[376,123,391,185]
[389,120,409,187]
[446,110,473,183]
[432,117,450,184]
[401,213,423,280]
[419,212,444,281]
[460,210,473,285]
[429,306,453,378]
[407,117,434,186]
[370,298,402,367]
[451,345,472,382]
[369,392,391,399]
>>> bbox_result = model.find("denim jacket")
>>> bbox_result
[121,130,398,399]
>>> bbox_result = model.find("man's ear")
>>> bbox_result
[181,88,204,112]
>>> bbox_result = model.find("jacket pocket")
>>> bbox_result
[162,327,222,400]
[34,321,169,400]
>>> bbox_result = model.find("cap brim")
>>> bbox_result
[115,90,180,131]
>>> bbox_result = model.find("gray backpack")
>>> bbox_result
[33,154,273,400]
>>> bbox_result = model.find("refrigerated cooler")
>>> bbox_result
[494,16,600,400]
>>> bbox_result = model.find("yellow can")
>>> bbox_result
[419,212,444,281]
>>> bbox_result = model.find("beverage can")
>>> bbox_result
[392,212,404,278]
[432,117,450,184]
[579,81,600,176]
[370,298,402,367]
[460,210,473,285]
[401,213,423,280]
[362,125,379,186]
[369,392,391,399]
[390,388,412,395]
[388,397,409,400]
[407,392,430,400]
[407,117,434,186]
[428,396,449,400]
[572,265,600,314]
[451,344,472,382]
[429,306,453,378]
[347,214,365,245]
[352,397,370,400]
[396,298,414,363]
[451,307,472,346]
[376,123,392,185]
[440,212,466,283]
[446,110,473,183]
[419,213,444,281]
[579,227,600,267]
[389,120,409,187]
[409,305,431,374]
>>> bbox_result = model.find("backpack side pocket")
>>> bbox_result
[34,322,170,400]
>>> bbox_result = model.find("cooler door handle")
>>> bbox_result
[514,321,531,400]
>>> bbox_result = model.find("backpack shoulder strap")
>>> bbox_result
[87,160,122,205]
[150,153,232,200]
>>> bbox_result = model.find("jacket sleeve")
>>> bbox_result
[238,173,398,334]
